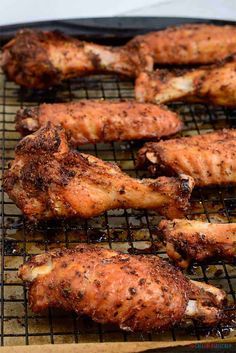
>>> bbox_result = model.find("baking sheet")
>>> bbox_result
[0,17,236,347]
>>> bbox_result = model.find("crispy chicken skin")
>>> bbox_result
[3,123,194,221]
[128,24,236,65]
[3,24,236,89]
[15,100,183,145]
[159,219,236,268]
[18,244,226,331]
[135,57,236,106]
[136,129,236,187]
[1,29,152,89]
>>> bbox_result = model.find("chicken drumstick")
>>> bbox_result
[128,23,236,65]
[1,29,152,89]
[3,123,194,221]
[3,24,236,89]
[135,56,236,107]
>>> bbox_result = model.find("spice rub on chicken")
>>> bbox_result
[136,129,236,187]
[135,56,236,107]
[159,219,236,268]
[1,29,152,89]
[15,100,183,145]
[3,123,194,221]
[18,244,226,332]
[128,23,236,65]
[4,24,236,88]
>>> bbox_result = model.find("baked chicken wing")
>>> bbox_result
[128,23,236,65]
[1,29,152,89]
[135,57,236,106]
[15,100,183,145]
[159,219,236,268]
[3,24,236,89]
[136,129,236,187]
[18,244,226,331]
[3,123,194,221]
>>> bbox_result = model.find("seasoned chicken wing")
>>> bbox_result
[135,56,236,106]
[128,23,236,65]
[1,29,152,89]
[3,123,194,221]
[18,244,226,331]
[159,219,236,268]
[15,100,183,145]
[4,24,236,89]
[136,129,236,187]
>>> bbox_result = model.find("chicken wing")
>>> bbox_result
[4,24,236,89]
[18,244,226,331]
[3,123,194,221]
[128,23,236,65]
[15,100,183,145]
[135,56,236,106]
[159,219,236,268]
[136,129,236,187]
[1,29,152,89]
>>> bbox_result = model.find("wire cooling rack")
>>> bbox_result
[0,50,236,346]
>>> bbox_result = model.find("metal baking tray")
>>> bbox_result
[0,17,235,347]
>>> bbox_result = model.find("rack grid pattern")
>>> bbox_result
[0,62,236,346]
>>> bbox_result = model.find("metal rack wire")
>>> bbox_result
[0,64,236,345]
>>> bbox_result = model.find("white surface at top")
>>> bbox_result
[0,0,236,26]
[123,0,236,20]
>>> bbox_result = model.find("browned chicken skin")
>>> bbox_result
[3,24,236,89]
[18,244,226,331]
[135,56,236,106]
[128,24,236,65]
[159,219,236,268]
[136,129,236,187]
[1,29,152,89]
[15,100,183,145]
[3,123,194,221]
